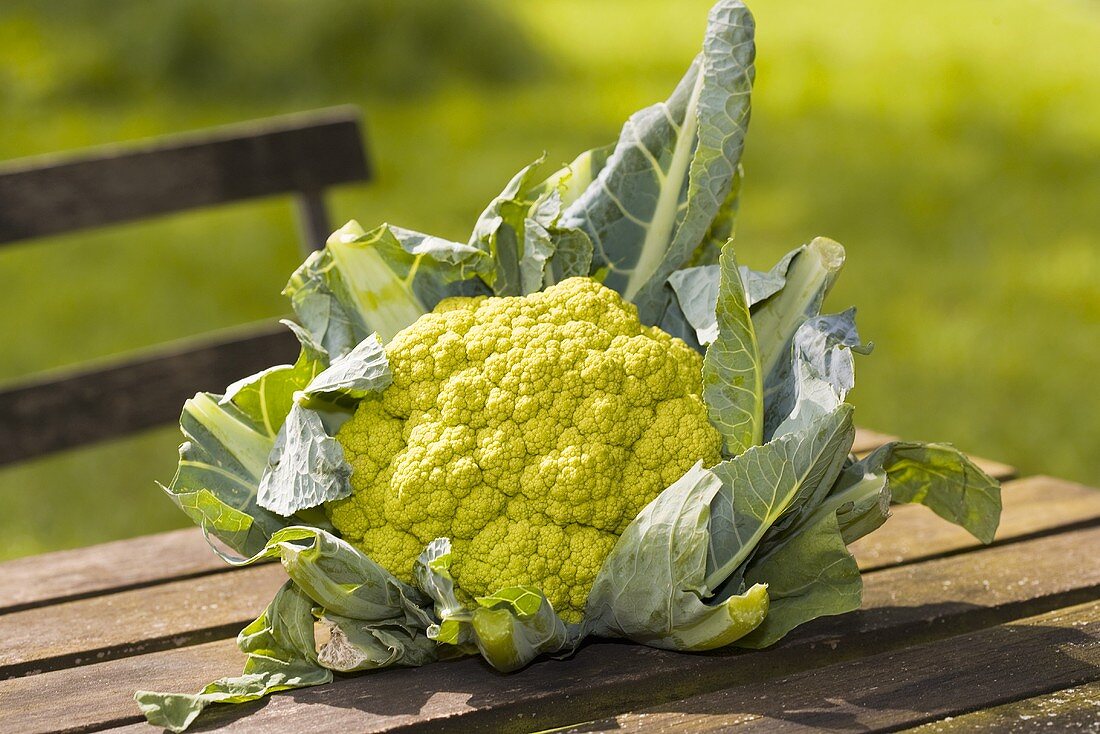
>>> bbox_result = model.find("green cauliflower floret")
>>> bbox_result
[326,276,722,623]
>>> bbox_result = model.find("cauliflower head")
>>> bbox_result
[326,277,722,623]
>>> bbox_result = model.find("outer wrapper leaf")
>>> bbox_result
[416,538,579,672]
[737,508,861,648]
[661,251,795,351]
[137,528,439,728]
[135,582,331,733]
[300,333,391,404]
[705,405,855,594]
[702,241,763,455]
[752,238,846,438]
[257,334,392,517]
[586,462,769,651]
[561,0,756,323]
[469,157,547,296]
[859,442,1002,544]
[770,309,871,439]
[285,220,490,354]
[162,326,326,557]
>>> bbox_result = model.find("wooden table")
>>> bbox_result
[1,432,1097,734]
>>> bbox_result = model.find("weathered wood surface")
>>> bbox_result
[0,469,1074,619]
[559,601,1100,733]
[904,681,1100,732]
[0,455,1093,734]
[0,107,369,246]
[0,322,298,466]
[850,475,1100,570]
[6,509,1098,734]
[0,565,286,680]
[0,528,226,615]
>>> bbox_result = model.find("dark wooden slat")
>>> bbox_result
[24,521,1099,734]
[0,565,286,680]
[562,601,1100,734]
[850,475,1100,570]
[0,108,369,245]
[0,322,299,466]
[296,189,333,251]
[903,681,1100,733]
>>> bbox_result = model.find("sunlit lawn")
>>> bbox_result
[1,0,1097,559]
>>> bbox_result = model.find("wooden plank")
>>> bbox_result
[560,600,1100,734]
[0,564,286,680]
[0,529,228,615]
[0,321,299,466]
[851,475,1100,570]
[26,522,1099,734]
[903,681,1100,733]
[3,472,1082,617]
[0,642,239,734]
[296,188,332,252]
[0,107,369,245]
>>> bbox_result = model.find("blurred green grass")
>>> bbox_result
[1,0,1097,560]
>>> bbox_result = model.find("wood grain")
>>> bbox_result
[561,601,1100,734]
[2,472,1084,617]
[0,564,286,680]
[0,107,369,245]
[0,322,299,466]
[31,522,1099,734]
[0,529,227,615]
[851,475,1100,570]
[903,681,1100,733]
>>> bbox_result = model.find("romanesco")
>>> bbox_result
[326,277,722,622]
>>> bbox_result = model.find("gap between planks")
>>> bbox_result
[900,680,1100,733]
[1,474,1093,685]
[556,599,1100,734]
[5,517,1100,734]
[0,436,1027,617]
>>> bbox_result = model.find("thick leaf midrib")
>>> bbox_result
[623,70,704,301]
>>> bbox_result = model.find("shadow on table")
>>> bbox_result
[180,601,1099,733]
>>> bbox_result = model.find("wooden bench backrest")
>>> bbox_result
[0,108,371,467]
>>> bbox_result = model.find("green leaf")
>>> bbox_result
[704,404,855,594]
[523,189,594,292]
[752,238,846,438]
[811,458,892,546]
[256,403,352,517]
[661,252,794,352]
[562,1,756,323]
[469,157,547,296]
[285,220,490,353]
[770,309,870,439]
[315,613,437,672]
[299,332,391,405]
[688,164,744,267]
[736,508,862,649]
[863,442,1002,544]
[237,526,432,626]
[162,320,332,557]
[415,538,576,671]
[587,462,769,651]
[471,587,574,672]
[135,582,331,732]
[702,240,763,455]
